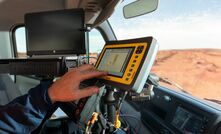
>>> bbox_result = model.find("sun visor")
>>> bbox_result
[75,0,120,27]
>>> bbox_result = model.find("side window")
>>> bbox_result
[14,27,27,57]
[88,29,105,64]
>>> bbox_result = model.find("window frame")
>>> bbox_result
[10,24,25,58]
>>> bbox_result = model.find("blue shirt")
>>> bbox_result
[0,81,53,133]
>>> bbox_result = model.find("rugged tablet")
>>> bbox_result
[95,37,159,93]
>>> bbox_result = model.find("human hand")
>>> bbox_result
[48,64,107,103]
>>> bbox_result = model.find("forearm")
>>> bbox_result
[0,81,53,133]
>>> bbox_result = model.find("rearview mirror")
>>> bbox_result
[123,0,158,19]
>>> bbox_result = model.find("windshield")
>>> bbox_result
[109,0,221,105]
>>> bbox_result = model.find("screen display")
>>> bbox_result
[172,107,204,133]
[25,9,85,55]
[97,48,133,77]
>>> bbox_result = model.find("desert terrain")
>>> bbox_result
[151,49,221,104]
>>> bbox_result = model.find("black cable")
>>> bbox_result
[117,91,128,110]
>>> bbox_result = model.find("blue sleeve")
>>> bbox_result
[0,81,53,133]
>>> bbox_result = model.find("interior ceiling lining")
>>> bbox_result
[0,0,119,31]
[0,0,65,31]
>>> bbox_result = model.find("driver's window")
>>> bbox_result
[88,29,105,65]
[14,27,27,58]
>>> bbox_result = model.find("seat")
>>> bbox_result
[0,74,22,105]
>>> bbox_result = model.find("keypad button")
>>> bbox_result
[133,60,136,63]
[135,50,141,54]
[129,69,133,72]
[127,73,131,76]
[135,55,139,58]
[126,78,129,81]
[136,46,144,54]
[131,64,135,67]
[138,46,144,50]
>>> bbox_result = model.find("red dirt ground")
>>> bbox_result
[151,49,221,104]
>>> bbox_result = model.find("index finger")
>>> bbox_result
[80,70,107,81]
[78,64,94,71]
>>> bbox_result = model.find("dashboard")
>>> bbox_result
[171,107,206,133]
[139,86,221,134]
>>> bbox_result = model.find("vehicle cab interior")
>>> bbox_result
[0,0,221,134]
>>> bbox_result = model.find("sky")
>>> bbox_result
[108,0,221,50]
[16,0,221,53]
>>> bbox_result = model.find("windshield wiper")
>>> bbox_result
[147,73,187,93]
[128,73,186,101]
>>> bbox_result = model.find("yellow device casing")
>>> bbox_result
[95,42,148,85]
